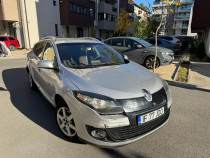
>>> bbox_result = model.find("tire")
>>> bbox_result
[9,45,16,51]
[28,72,37,90]
[56,100,78,140]
[144,56,160,69]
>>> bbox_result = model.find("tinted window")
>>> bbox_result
[33,42,46,59]
[133,37,152,47]
[43,43,56,66]
[57,43,125,68]
[9,37,15,41]
[159,36,173,41]
[104,39,111,45]
[111,38,123,46]
[148,39,155,44]
[125,39,140,48]
[0,37,8,41]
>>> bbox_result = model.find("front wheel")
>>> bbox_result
[56,100,78,140]
[144,56,160,69]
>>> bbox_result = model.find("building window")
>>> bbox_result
[55,24,58,36]
[53,0,56,6]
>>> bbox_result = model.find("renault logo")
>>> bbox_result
[142,89,152,102]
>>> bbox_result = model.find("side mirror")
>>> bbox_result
[38,60,54,69]
[123,55,129,60]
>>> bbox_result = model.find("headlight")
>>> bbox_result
[73,91,124,115]
[158,77,172,108]
[160,51,171,56]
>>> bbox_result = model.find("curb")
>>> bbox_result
[172,64,180,81]
[187,62,192,83]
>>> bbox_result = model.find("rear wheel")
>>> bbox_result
[9,45,16,51]
[144,56,160,69]
[56,100,78,140]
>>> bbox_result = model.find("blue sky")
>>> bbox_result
[135,0,154,9]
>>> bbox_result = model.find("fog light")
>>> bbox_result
[91,130,107,139]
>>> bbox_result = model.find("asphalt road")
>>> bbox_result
[0,58,209,158]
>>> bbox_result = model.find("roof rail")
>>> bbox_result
[79,37,100,42]
[41,36,57,42]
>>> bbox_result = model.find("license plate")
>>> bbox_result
[138,107,164,125]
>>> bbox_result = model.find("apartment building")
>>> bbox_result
[0,0,134,49]
[191,0,210,57]
[152,0,197,37]
[131,3,150,22]
[0,0,23,47]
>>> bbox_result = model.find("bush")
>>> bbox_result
[180,55,190,65]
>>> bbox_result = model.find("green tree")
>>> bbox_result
[133,20,148,39]
[114,8,134,36]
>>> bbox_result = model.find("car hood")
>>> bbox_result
[64,62,163,99]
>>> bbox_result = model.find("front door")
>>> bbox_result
[122,39,145,64]
[38,42,59,101]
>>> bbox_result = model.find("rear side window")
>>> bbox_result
[160,37,173,41]
[33,42,46,59]
[0,37,8,41]
[9,37,15,41]
[104,39,111,45]
[111,38,123,46]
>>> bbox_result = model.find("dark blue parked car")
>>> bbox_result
[145,38,180,54]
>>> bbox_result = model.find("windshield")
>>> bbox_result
[133,37,152,47]
[57,43,125,68]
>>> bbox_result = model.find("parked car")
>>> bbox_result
[145,38,180,54]
[104,37,174,69]
[0,36,20,51]
[151,36,182,45]
[176,36,194,49]
[26,37,172,148]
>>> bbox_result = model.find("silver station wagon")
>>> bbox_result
[26,37,172,148]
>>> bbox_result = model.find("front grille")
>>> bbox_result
[106,109,170,141]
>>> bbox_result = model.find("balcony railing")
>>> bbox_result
[174,16,190,20]
[180,0,194,4]
[174,24,189,28]
[175,8,191,12]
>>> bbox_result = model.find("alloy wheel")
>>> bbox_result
[57,107,77,137]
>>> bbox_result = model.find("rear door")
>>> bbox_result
[8,37,20,47]
[110,38,125,54]
[122,38,145,64]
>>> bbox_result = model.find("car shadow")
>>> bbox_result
[2,68,84,144]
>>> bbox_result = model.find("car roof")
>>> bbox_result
[40,37,101,44]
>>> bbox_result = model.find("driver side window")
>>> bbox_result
[125,39,141,48]
[42,42,56,66]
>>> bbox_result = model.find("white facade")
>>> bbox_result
[152,0,197,37]
[19,0,66,48]
[132,3,150,22]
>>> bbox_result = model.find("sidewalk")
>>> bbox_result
[0,49,29,59]
[153,61,179,81]
[189,62,210,90]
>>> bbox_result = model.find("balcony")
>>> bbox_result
[174,16,190,21]
[180,0,194,4]
[175,8,191,13]
[98,20,116,30]
[174,24,189,29]
[98,2,118,15]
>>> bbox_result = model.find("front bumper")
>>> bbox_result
[64,88,171,148]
